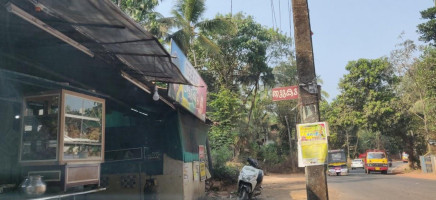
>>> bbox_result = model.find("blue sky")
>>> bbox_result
[156,0,435,101]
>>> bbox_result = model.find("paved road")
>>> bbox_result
[328,161,436,200]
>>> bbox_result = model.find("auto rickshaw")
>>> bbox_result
[327,149,348,176]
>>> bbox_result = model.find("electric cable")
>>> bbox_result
[279,0,282,31]
[288,0,294,47]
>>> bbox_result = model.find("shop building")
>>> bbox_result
[0,0,210,199]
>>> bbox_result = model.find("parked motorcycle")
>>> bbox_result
[237,158,264,200]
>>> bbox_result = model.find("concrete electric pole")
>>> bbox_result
[291,0,329,199]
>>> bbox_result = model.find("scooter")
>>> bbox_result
[237,158,264,200]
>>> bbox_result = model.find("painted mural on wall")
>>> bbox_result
[168,40,207,122]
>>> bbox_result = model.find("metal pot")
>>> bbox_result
[20,175,46,196]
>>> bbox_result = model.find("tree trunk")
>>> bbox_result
[354,132,359,158]
[421,95,431,154]
[190,34,198,68]
[346,130,350,159]
[206,137,213,174]
[408,130,417,169]
[247,76,260,126]
[192,48,198,68]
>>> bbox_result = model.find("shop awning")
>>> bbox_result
[3,0,190,85]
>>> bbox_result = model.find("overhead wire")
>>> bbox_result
[273,1,277,30]
[271,0,275,29]
[279,0,282,31]
[288,0,294,47]
[230,0,232,17]
[271,0,278,30]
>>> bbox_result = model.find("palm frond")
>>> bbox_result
[170,9,190,29]
[150,11,166,19]
[196,17,236,35]
[142,16,176,38]
[183,0,205,24]
[174,0,184,15]
[155,17,177,28]
[197,34,221,56]
[168,29,191,54]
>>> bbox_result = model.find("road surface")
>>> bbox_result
[208,162,436,199]
[328,161,436,200]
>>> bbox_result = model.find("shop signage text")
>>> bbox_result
[272,86,298,101]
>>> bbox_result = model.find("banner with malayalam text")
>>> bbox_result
[272,86,299,101]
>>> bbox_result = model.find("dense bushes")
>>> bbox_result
[258,143,284,165]
[210,147,239,184]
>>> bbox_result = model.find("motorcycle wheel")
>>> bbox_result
[238,188,249,200]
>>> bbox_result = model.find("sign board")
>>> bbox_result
[272,86,299,101]
[169,40,207,122]
[183,163,189,181]
[193,161,200,181]
[198,145,205,161]
[200,162,206,181]
[297,122,329,167]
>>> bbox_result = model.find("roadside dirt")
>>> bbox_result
[205,173,340,200]
[398,170,436,180]
[259,173,306,200]
[259,173,339,200]
[391,162,436,180]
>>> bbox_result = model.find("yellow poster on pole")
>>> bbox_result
[297,122,329,167]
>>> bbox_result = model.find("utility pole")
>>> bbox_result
[291,0,328,199]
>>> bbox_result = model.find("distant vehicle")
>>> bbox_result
[327,149,348,176]
[351,159,364,169]
[364,150,388,174]
[402,152,409,163]
[358,153,366,160]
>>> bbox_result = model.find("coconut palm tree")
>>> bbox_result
[167,0,235,67]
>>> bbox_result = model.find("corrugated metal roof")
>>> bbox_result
[10,0,190,85]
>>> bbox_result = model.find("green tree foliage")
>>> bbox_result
[323,58,402,157]
[323,41,436,165]
[417,7,436,46]
[406,47,436,144]
[258,143,284,165]
[200,14,291,127]
[210,146,239,183]
[339,58,398,133]
[271,59,298,150]
[197,13,291,91]
[199,13,293,164]
[112,0,160,22]
[207,87,241,149]
[166,0,234,66]
[242,90,276,154]
[112,0,171,38]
